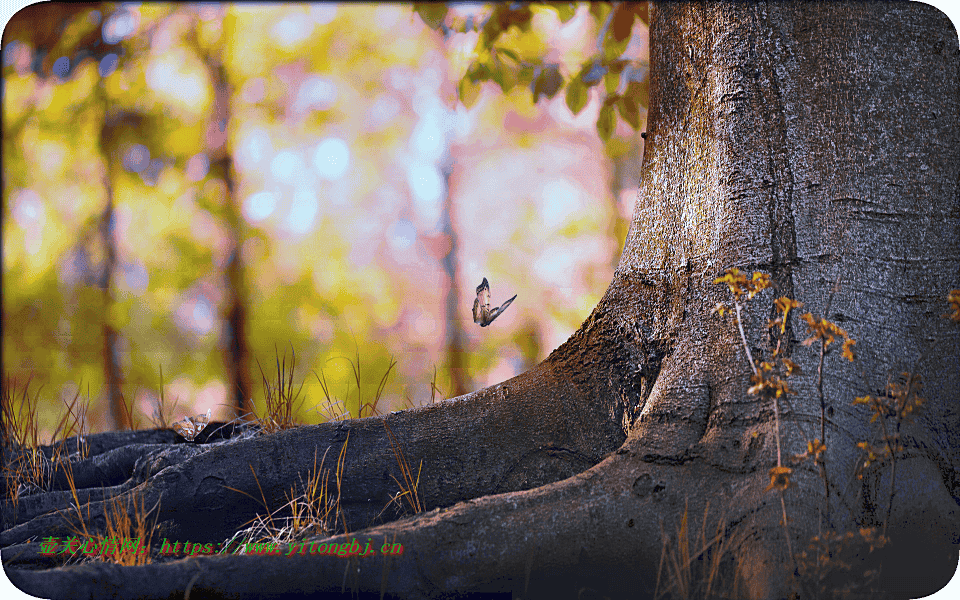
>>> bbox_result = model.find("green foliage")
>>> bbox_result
[413,3,449,31]
[414,2,649,141]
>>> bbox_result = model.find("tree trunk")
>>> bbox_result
[4,3,958,599]
[201,25,255,420]
[98,91,129,432]
[441,151,469,398]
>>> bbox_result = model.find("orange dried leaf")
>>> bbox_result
[775,296,802,314]
[766,465,793,492]
[842,338,856,361]
[946,289,960,322]
[782,358,801,376]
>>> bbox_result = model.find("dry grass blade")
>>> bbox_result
[55,457,93,559]
[2,375,43,449]
[335,430,350,533]
[256,344,307,432]
[363,356,396,418]
[284,446,335,538]
[429,366,445,404]
[225,464,281,534]
[99,487,160,565]
[655,500,740,600]
[222,438,350,553]
[312,366,350,422]
[149,365,181,429]
[50,386,91,457]
[382,422,422,516]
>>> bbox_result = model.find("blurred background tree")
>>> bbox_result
[2,2,648,439]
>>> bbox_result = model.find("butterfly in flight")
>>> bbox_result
[172,409,211,442]
[472,277,517,327]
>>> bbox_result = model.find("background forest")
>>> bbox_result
[3,3,649,439]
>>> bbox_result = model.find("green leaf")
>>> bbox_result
[491,56,518,93]
[458,76,483,108]
[565,76,588,115]
[617,96,640,129]
[597,104,615,140]
[550,2,578,23]
[466,61,492,84]
[580,61,606,85]
[516,64,536,87]
[625,75,650,110]
[604,69,620,96]
[480,5,532,47]
[495,47,521,64]
[531,64,564,103]
[413,3,448,30]
[603,33,630,61]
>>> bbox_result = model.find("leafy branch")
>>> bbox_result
[413,2,649,140]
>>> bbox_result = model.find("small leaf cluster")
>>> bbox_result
[853,372,925,475]
[767,465,794,493]
[799,313,855,362]
[713,268,864,494]
[712,267,771,315]
[716,273,952,588]
[713,269,798,400]
[947,289,960,322]
[795,528,888,599]
[413,2,649,140]
[792,438,827,467]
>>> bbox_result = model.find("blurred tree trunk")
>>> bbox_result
[5,3,958,600]
[97,186,126,430]
[192,18,254,420]
[440,152,468,397]
[97,100,130,431]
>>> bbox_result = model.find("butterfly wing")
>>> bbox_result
[194,409,211,434]
[172,417,197,441]
[474,277,491,324]
[497,294,517,315]
[487,294,517,325]
[173,409,211,442]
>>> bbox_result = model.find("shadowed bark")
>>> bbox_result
[4,3,959,599]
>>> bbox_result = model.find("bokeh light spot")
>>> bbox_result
[312,138,350,180]
[244,191,277,223]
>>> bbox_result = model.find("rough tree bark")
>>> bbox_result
[3,3,958,599]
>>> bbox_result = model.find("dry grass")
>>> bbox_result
[381,421,423,516]
[655,500,741,600]
[430,365,446,404]
[255,345,307,433]
[222,432,350,554]
[2,377,91,516]
[53,456,158,566]
[313,349,396,422]
[147,365,180,429]
[98,486,160,565]
[2,375,44,449]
